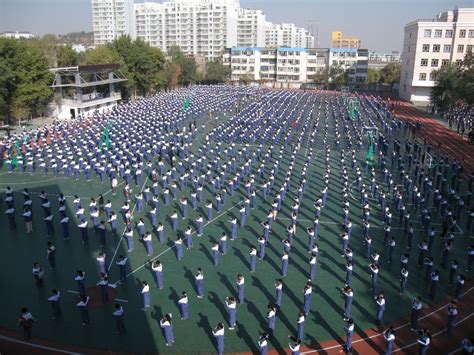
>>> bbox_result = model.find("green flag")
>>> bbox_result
[100,123,111,150]
[183,98,190,110]
[366,136,374,167]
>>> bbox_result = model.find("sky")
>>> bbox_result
[0,0,472,52]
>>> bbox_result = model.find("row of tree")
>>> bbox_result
[430,52,473,115]
[0,35,231,123]
[306,62,401,88]
[367,63,401,86]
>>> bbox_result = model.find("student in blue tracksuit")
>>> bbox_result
[275,279,283,308]
[266,303,277,335]
[258,333,269,355]
[236,274,245,304]
[113,304,126,334]
[47,289,61,319]
[416,329,431,355]
[383,326,395,355]
[375,291,386,326]
[116,255,128,283]
[342,285,353,319]
[151,260,164,289]
[141,281,150,311]
[160,313,175,346]
[343,318,354,354]
[178,291,189,320]
[195,268,204,298]
[225,296,237,330]
[96,273,109,304]
[302,281,312,315]
[212,322,225,355]
[250,246,257,272]
[297,310,305,340]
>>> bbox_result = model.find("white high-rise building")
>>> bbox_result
[92,0,313,60]
[135,2,165,49]
[265,23,314,48]
[237,8,266,47]
[91,0,135,45]
[400,7,474,105]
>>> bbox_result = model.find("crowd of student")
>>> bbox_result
[3,85,473,354]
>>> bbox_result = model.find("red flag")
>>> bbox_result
[21,144,26,154]
[46,133,51,145]
[38,138,43,147]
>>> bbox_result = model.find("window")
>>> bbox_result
[457,44,464,53]
[467,45,473,53]
[408,45,411,52]
[445,30,453,38]
[420,58,428,66]
[459,29,466,38]
[422,44,430,52]
[419,73,426,81]
[409,32,412,39]
[455,59,462,65]
[441,59,449,66]
[432,44,440,52]
[431,59,439,67]
[424,29,431,37]
[469,30,474,38]
[443,44,451,52]
[429,72,436,81]
[434,29,442,38]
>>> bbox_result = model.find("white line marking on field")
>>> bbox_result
[113,197,247,285]
[301,287,474,354]
[107,176,149,271]
[392,313,474,353]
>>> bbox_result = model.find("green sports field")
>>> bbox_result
[0,92,470,354]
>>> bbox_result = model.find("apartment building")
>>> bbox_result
[265,23,314,48]
[92,0,313,60]
[237,8,266,47]
[91,0,135,45]
[400,7,474,105]
[328,48,369,85]
[368,51,401,69]
[331,31,361,49]
[223,47,328,88]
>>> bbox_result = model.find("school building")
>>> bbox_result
[223,47,368,88]
[399,7,474,106]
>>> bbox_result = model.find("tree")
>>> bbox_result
[458,51,474,110]
[163,61,182,89]
[12,45,53,118]
[167,46,196,86]
[111,36,165,97]
[239,72,253,86]
[309,67,329,87]
[379,63,401,85]
[82,45,123,65]
[0,39,19,123]
[431,63,461,114]
[367,68,381,84]
[57,45,78,67]
[205,59,230,84]
[0,38,52,123]
[328,63,347,86]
